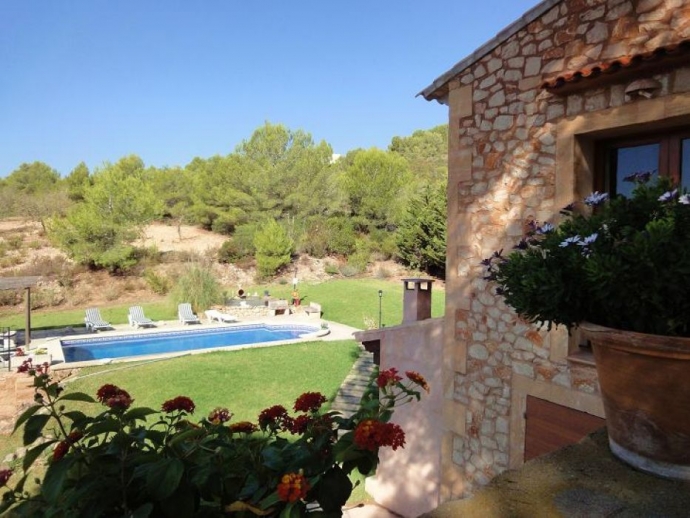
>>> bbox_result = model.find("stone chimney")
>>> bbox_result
[402,278,434,323]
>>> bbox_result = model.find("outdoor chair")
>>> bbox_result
[84,308,112,332]
[204,309,238,323]
[178,303,201,325]
[128,306,156,328]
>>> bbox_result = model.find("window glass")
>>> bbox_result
[682,139,690,192]
[614,143,659,197]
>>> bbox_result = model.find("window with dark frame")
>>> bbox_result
[597,129,690,197]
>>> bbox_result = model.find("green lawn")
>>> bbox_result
[59,339,362,420]
[0,278,444,331]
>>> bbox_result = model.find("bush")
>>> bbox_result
[171,264,223,313]
[324,262,340,275]
[144,269,171,295]
[217,239,247,264]
[254,220,294,279]
[233,223,259,258]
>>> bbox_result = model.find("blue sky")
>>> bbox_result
[1,1,539,177]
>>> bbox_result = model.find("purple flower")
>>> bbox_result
[680,194,690,205]
[580,233,598,246]
[659,189,678,202]
[536,223,555,234]
[559,236,581,247]
[584,192,609,207]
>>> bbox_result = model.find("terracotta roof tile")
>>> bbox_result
[541,39,690,90]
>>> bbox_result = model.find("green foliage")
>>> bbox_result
[144,269,171,295]
[339,148,412,229]
[254,220,295,279]
[4,161,60,194]
[217,239,244,263]
[49,155,163,272]
[65,162,91,201]
[485,177,690,336]
[300,216,357,258]
[396,183,447,276]
[389,124,448,186]
[1,363,426,517]
[170,264,222,313]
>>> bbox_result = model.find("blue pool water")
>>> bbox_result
[61,324,320,363]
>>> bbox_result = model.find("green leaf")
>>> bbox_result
[12,404,42,435]
[146,457,184,501]
[167,427,206,446]
[23,439,57,471]
[279,501,306,518]
[61,410,90,426]
[42,455,76,503]
[86,419,121,436]
[58,391,96,403]
[314,465,352,511]
[123,407,158,421]
[23,413,51,445]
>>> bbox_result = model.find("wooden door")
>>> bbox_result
[524,396,605,462]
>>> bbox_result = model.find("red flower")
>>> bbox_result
[229,421,258,434]
[354,419,406,451]
[16,358,33,374]
[162,396,196,414]
[96,384,120,403]
[377,368,402,388]
[294,392,327,413]
[96,384,134,410]
[258,405,291,432]
[208,407,232,424]
[0,468,12,486]
[405,371,430,393]
[53,441,70,461]
[67,430,83,443]
[289,414,313,435]
[277,471,310,502]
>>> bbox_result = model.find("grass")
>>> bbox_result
[59,339,362,420]
[0,278,444,331]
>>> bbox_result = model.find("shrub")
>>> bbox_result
[233,223,259,258]
[324,262,340,276]
[374,266,391,279]
[217,239,245,264]
[254,220,294,279]
[5,234,23,251]
[144,269,171,295]
[171,264,222,313]
[1,364,428,517]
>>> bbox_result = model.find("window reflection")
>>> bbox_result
[615,143,659,197]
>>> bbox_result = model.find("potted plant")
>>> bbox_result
[0,361,428,516]
[483,173,690,480]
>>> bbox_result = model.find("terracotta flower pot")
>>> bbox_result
[581,322,690,480]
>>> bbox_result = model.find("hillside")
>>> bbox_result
[0,219,422,315]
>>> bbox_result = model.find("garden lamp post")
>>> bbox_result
[378,290,383,328]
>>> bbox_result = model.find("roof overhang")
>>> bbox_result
[418,0,563,103]
[0,276,41,291]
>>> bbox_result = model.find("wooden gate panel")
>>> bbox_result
[524,396,605,462]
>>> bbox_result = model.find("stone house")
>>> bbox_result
[357,0,690,515]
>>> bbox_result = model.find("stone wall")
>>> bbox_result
[440,0,690,502]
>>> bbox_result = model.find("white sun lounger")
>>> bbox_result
[85,308,112,331]
[204,309,238,323]
[178,303,201,325]
[128,306,156,328]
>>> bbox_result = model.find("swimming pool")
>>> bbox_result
[60,324,322,363]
